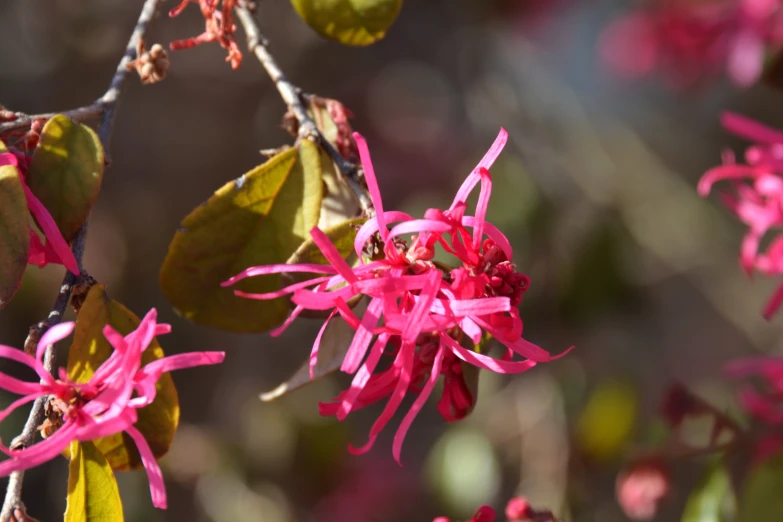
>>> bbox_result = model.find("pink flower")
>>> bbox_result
[599,0,783,88]
[224,129,571,462]
[698,112,783,318]
[0,309,225,509]
[0,151,79,275]
[434,505,496,522]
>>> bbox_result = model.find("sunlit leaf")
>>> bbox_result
[739,453,783,522]
[682,459,734,522]
[316,146,360,229]
[64,440,124,522]
[576,380,637,461]
[287,217,364,266]
[290,0,403,46]
[26,114,104,242]
[67,284,178,471]
[0,140,29,308]
[160,142,323,332]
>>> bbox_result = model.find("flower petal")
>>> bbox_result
[22,184,79,275]
[125,425,167,509]
[0,421,77,475]
[441,334,537,374]
[337,333,389,420]
[392,343,444,464]
[222,263,337,286]
[341,298,383,374]
[353,132,388,241]
[348,340,415,455]
[450,128,507,211]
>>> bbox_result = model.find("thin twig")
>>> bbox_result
[0,0,159,137]
[233,3,374,214]
[0,0,163,518]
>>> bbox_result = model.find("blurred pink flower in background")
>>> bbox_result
[727,357,783,425]
[699,112,783,318]
[0,151,79,274]
[0,309,225,509]
[313,458,419,522]
[599,0,783,88]
[434,505,496,522]
[616,460,671,521]
[726,356,783,462]
[504,497,531,520]
[225,129,572,462]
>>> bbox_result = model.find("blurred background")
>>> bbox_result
[0,0,780,520]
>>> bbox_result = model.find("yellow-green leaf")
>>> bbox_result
[160,142,323,332]
[65,440,124,522]
[67,284,178,471]
[26,114,104,242]
[315,143,361,229]
[682,459,734,522]
[739,453,783,522]
[0,140,29,308]
[287,217,364,266]
[290,0,403,46]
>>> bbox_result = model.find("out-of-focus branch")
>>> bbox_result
[0,0,163,519]
[234,3,373,214]
[0,0,160,137]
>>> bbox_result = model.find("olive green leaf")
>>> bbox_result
[290,0,403,46]
[64,440,124,522]
[26,114,104,242]
[0,140,29,308]
[160,142,323,332]
[67,284,178,471]
[739,452,783,522]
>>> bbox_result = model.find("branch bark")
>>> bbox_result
[0,0,163,518]
[234,4,374,214]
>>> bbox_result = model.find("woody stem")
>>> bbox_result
[233,2,374,215]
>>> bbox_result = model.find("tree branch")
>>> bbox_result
[0,0,160,137]
[234,3,374,214]
[0,0,163,518]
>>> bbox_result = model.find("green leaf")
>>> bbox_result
[26,114,104,242]
[160,142,323,332]
[739,453,783,522]
[290,0,403,46]
[0,140,30,308]
[682,459,734,522]
[65,440,124,522]
[67,284,179,471]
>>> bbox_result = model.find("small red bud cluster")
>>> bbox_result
[168,0,242,69]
